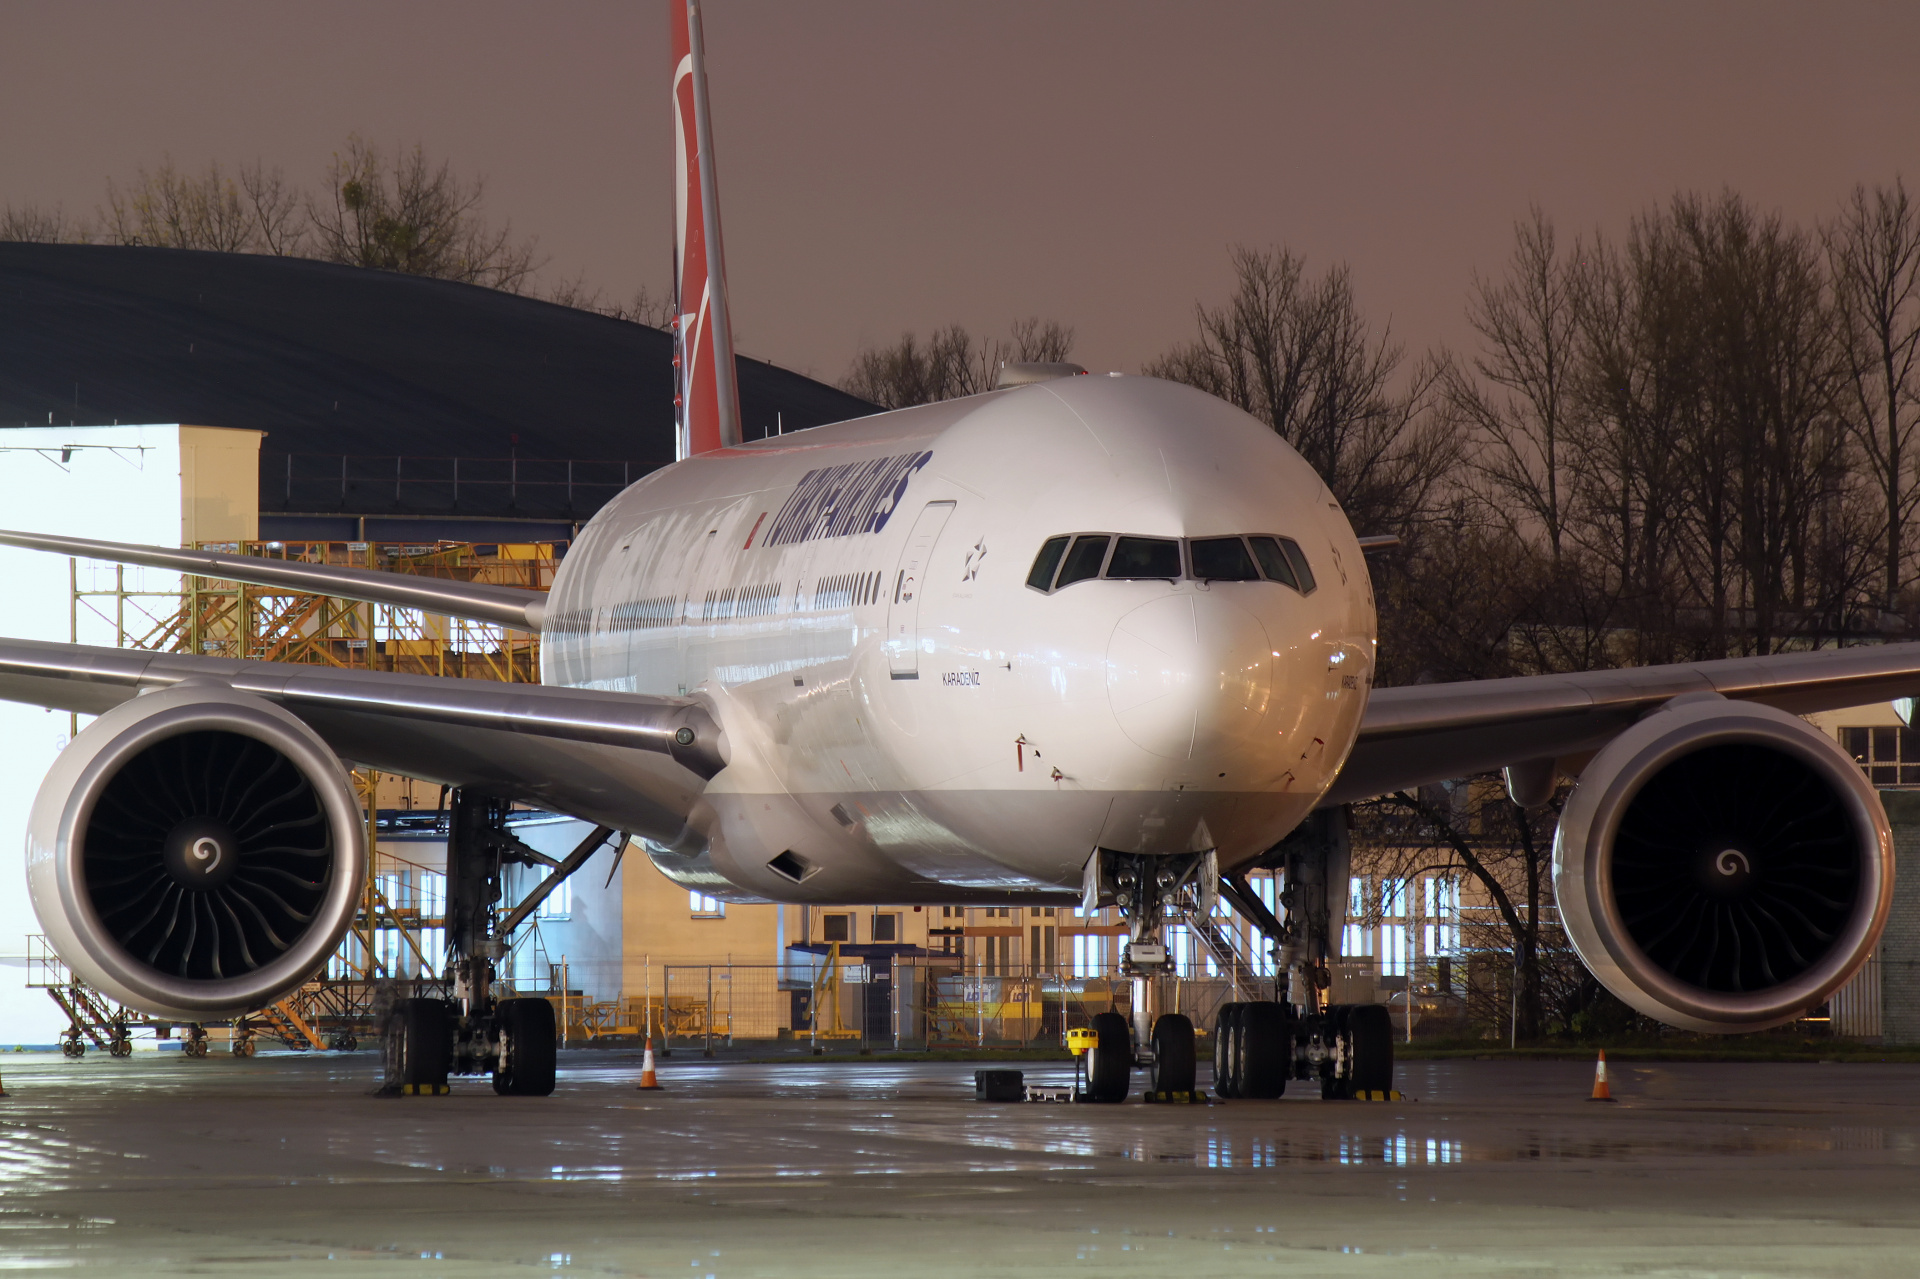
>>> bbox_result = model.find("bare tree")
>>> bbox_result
[1827,179,1920,613]
[1449,208,1579,560]
[101,158,255,251]
[545,275,675,328]
[0,203,89,243]
[307,136,541,291]
[237,160,308,256]
[841,319,1076,409]
[1146,246,1458,537]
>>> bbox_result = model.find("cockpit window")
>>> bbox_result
[1027,535,1070,591]
[1280,537,1317,593]
[1247,536,1299,589]
[1027,531,1317,594]
[1189,536,1260,582]
[1055,534,1111,588]
[1106,536,1182,580]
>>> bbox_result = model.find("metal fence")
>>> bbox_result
[566,963,1264,1051]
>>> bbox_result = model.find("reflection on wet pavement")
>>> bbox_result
[0,1052,1914,1274]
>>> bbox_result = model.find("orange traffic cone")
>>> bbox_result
[1588,1050,1615,1102]
[637,1034,665,1091]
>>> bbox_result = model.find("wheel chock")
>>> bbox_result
[1143,1089,1211,1104]
[382,1082,450,1097]
[1352,1089,1406,1102]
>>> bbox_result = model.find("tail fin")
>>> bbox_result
[672,0,743,458]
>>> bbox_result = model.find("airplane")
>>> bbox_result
[0,0,1910,1101]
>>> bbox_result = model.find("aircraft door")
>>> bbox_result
[886,501,955,678]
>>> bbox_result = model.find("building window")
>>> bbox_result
[1841,726,1920,786]
[1072,933,1104,978]
[1379,878,1408,977]
[871,913,898,942]
[821,913,852,942]
[690,891,725,918]
[537,867,573,920]
[1423,876,1460,958]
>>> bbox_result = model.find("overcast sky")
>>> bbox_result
[5,2,1918,386]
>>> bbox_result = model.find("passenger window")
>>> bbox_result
[1106,536,1182,580]
[1054,535,1111,588]
[1248,536,1299,589]
[1027,535,1070,591]
[1279,537,1317,593]
[1189,536,1260,581]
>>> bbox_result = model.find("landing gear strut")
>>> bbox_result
[378,791,621,1098]
[1082,849,1217,1101]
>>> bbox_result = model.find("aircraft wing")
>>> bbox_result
[1325,641,1920,805]
[0,637,721,840]
[0,529,546,630]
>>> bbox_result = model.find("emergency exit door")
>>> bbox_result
[887,501,954,677]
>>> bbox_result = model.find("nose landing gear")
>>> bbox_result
[1083,806,1397,1104]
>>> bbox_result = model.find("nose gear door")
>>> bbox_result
[886,501,955,678]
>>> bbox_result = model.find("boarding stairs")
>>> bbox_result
[1178,909,1269,996]
[254,995,327,1051]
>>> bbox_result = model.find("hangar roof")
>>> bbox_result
[0,243,876,537]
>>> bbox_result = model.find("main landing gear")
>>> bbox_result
[1081,807,1396,1103]
[379,791,621,1098]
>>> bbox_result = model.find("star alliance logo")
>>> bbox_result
[963,537,986,581]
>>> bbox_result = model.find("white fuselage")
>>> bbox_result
[541,375,1376,903]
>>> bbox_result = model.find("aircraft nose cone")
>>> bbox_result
[1106,594,1272,760]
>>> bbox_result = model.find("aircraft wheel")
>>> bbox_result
[109,1036,133,1058]
[1239,1001,1291,1099]
[1212,1003,1243,1098]
[383,998,451,1092]
[232,1035,256,1058]
[1084,1011,1131,1104]
[61,1037,84,1059]
[1348,1004,1394,1095]
[1148,1014,1196,1094]
[492,997,557,1096]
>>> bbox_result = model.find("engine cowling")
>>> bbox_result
[26,681,367,1021]
[1553,695,1893,1033]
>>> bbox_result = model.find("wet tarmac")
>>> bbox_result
[0,1049,1915,1275]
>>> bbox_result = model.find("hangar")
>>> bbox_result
[0,241,876,542]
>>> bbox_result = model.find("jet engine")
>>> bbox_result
[26,682,366,1021]
[1553,695,1892,1033]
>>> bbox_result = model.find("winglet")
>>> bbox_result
[672,0,743,458]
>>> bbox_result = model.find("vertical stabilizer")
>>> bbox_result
[672,0,743,458]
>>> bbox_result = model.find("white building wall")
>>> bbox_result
[0,425,258,1044]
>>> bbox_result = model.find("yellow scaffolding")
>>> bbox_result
[65,540,559,1047]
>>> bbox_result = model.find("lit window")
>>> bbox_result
[538,868,572,920]
[690,891,725,917]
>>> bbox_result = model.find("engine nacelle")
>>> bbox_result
[1554,696,1893,1033]
[26,682,367,1021]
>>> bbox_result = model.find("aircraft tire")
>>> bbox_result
[1212,1003,1243,1098]
[492,997,558,1096]
[383,997,451,1091]
[1239,1001,1290,1099]
[1085,1011,1131,1104]
[1149,1014,1196,1094]
[1349,1003,1394,1095]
